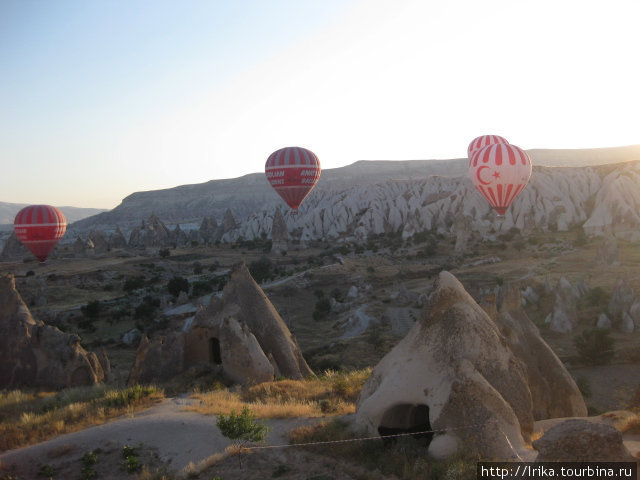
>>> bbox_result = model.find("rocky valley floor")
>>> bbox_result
[1,230,640,477]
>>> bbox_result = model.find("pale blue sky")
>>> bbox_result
[2,0,639,208]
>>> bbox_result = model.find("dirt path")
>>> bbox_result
[0,396,328,479]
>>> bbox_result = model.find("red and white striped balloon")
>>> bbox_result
[14,205,67,262]
[467,135,509,164]
[265,146,321,212]
[468,143,532,216]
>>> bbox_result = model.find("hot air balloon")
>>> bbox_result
[468,143,532,217]
[467,135,509,165]
[13,205,67,262]
[265,146,321,213]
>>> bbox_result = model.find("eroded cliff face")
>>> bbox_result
[0,274,108,390]
[230,161,640,243]
[67,153,640,246]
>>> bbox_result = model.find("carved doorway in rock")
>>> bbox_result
[377,403,433,447]
[209,337,222,365]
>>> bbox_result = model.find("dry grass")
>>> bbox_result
[187,369,370,418]
[0,385,164,451]
[180,445,237,477]
[289,419,478,480]
[617,415,640,435]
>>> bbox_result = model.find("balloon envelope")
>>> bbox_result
[467,135,509,164]
[14,205,67,262]
[265,146,321,211]
[468,143,532,216]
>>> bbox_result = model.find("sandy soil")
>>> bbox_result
[1,394,640,480]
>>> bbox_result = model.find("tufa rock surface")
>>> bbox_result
[356,272,586,461]
[128,263,312,385]
[128,214,172,248]
[185,262,312,383]
[608,279,637,332]
[199,216,218,244]
[0,274,108,389]
[494,284,587,420]
[356,271,535,460]
[108,227,128,249]
[270,208,289,254]
[533,419,638,462]
[545,277,578,333]
[127,334,185,386]
[0,233,28,262]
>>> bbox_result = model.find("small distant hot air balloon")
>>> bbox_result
[13,205,67,262]
[468,143,532,217]
[467,135,509,165]
[265,146,321,213]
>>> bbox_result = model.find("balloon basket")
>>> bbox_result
[495,214,506,221]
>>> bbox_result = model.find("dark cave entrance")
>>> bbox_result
[209,337,222,365]
[377,403,433,447]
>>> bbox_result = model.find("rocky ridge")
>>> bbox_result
[69,146,640,233]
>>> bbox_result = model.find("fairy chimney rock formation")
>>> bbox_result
[128,214,172,248]
[271,208,289,254]
[0,233,28,262]
[0,274,108,389]
[108,227,128,249]
[453,213,472,255]
[218,209,238,242]
[494,284,587,420]
[89,230,109,254]
[199,216,218,244]
[356,271,534,460]
[545,277,578,333]
[185,262,312,384]
[356,271,586,461]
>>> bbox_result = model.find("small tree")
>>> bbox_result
[574,328,615,366]
[313,297,331,321]
[81,300,102,318]
[167,276,189,297]
[216,406,270,445]
[248,256,273,283]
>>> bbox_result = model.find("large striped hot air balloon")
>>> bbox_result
[265,146,321,212]
[467,135,509,165]
[468,143,532,217]
[13,205,67,262]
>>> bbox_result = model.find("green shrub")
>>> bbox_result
[81,300,102,318]
[216,406,270,444]
[81,451,98,466]
[123,276,146,292]
[38,464,55,477]
[191,280,214,297]
[584,287,609,308]
[312,298,331,321]
[574,328,615,366]
[248,256,273,283]
[134,296,159,321]
[167,276,189,297]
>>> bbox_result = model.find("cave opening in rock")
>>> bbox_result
[209,337,222,365]
[377,403,433,447]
